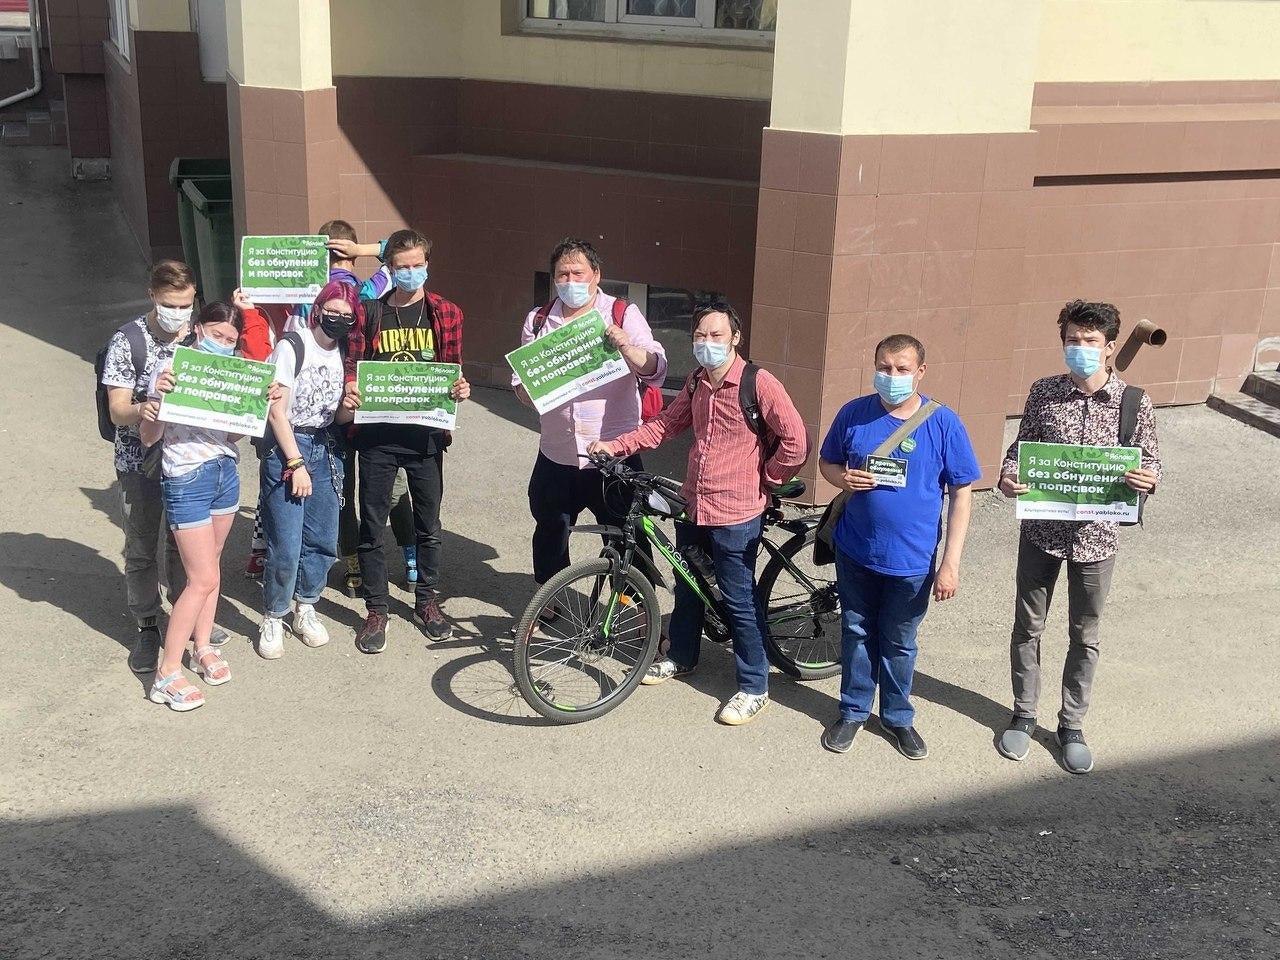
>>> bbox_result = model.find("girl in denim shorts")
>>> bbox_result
[139,302,249,712]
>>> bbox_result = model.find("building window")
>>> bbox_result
[523,0,775,43]
[108,0,129,60]
[533,274,696,389]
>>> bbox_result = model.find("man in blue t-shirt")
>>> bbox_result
[817,333,980,758]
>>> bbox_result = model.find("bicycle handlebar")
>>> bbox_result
[583,452,683,498]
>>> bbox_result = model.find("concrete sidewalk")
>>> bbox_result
[2,147,1278,960]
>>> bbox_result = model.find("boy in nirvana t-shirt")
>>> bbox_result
[345,229,470,653]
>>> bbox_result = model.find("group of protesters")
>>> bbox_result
[100,223,1161,774]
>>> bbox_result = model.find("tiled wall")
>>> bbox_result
[1018,80,1280,413]
[104,30,228,259]
[456,80,768,182]
[319,77,764,387]
[44,0,108,75]
[63,73,108,157]
[411,153,758,389]
[228,80,339,238]
[750,129,1037,491]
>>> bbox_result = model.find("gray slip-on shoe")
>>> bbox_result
[997,716,1036,761]
[1056,727,1094,774]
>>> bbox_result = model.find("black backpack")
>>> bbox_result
[94,321,148,441]
[686,361,779,458]
[1118,385,1146,527]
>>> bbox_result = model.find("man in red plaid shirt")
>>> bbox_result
[342,229,470,654]
[592,296,810,726]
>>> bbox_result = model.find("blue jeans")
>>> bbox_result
[835,549,934,726]
[161,455,240,530]
[260,432,343,618]
[668,514,769,696]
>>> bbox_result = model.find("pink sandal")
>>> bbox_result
[189,646,231,686]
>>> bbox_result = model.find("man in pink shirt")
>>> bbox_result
[515,238,668,586]
[590,296,810,725]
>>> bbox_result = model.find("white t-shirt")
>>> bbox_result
[269,326,344,428]
[148,358,240,478]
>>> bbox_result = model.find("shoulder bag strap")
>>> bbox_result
[817,399,944,552]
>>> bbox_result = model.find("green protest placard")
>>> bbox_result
[1016,441,1141,522]
[239,235,329,304]
[505,309,630,415]
[157,346,274,438]
[354,361,459,430]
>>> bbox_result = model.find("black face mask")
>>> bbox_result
[319,311,354,340]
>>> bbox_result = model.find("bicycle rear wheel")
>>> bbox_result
[758,528,842,680]
[513,558,662,723]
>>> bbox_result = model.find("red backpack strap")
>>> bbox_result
[610,297,628,327]
[531,301,555,337]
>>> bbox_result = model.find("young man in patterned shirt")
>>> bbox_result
[100,261,239,672]
[997,300,1162,774]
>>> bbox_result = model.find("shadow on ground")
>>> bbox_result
[2,733,1276,960]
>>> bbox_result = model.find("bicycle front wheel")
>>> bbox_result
[513,558,662,724]
[759,528,842,680]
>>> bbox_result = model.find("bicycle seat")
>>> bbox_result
[772,479,807,501]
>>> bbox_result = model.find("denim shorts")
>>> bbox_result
[162,455,240,530]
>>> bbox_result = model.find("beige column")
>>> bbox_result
[225,0,338,238]
[753,0,1042,492]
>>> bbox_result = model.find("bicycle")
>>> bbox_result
[512,454,842,724]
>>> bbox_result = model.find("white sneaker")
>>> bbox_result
[716,691,770,726]
[258,617,285,660]
[292,603,330,648]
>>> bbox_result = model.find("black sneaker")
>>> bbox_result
[355,611,388,654]
[129,621,162,674]
[883,723,929,760]
[821,718,864,754]
[413,592,452,642]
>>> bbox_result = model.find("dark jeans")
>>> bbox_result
[667,513,769,696]
[1010,538,1116,729]
[338,447,414,557]
[357,446,443,612]
[835,549,934,727]
[527,452,643,585]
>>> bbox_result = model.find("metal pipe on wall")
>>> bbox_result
[0,0,42,111]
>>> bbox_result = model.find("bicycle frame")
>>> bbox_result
[575,478,823,640]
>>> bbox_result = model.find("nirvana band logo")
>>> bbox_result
[377,325,435,363]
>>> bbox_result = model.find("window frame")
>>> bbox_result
[519,0,774,49]
[107,0,130,61]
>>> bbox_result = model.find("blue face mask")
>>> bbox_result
[1064,344,1103,378]
[555,280,593,310]
[392,265,428,293]
[693,340,732,370]
[873,370,916,406]
[200,335,235,357]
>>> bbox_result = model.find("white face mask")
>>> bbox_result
[555,280,593,310]
[154,303,193,333]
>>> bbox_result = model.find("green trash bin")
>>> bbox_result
[169,158,231,299]
[183,177,237,305]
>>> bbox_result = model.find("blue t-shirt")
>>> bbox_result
[819,395,980,578]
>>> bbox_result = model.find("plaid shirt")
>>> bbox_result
[1002,372,1162,563]
[612,355,811,526]
[344,290,464,381]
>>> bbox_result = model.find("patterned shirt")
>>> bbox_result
[99,316,180,474]
[513,292,669,468]
[612,355,811,526]
[1001,372,1162,563]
